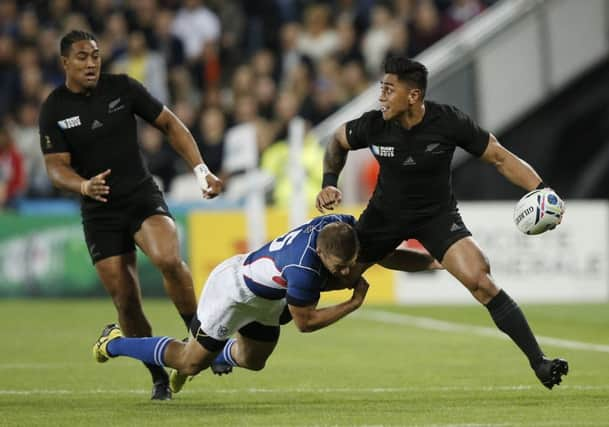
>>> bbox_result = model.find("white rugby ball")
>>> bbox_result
[513,188,564,235]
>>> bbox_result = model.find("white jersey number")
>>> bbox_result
[269,229,302,252]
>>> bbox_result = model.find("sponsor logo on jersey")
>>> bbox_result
[108,97,125,113]
[91,120,103,130]
[57,116,81,129]
[402,156,416,166]
[450,222,462,232]
[216,325,229,338]
[371,145,395,157]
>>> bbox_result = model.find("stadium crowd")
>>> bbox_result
[0,0,497,210]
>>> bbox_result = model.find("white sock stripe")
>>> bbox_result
[153,337,171,366]
[224,338,237,366]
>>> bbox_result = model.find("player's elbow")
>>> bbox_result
[298,325,315,333]
[293,319,315,333]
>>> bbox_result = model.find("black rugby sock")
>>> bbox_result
[180,312,195,330]
[145,362,169,384]
[485,290,544,368]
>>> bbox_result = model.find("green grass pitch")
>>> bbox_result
[1,299,608,426]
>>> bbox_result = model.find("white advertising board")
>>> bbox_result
[396,201,609,304]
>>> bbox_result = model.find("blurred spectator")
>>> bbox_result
[334,16,364,66]
[99,12,129,69]
[227,64,255,112]
[112,31,169,104]
[172,100,198,134]
[194,107,226,175]
[12,102,53,197]
[0,0,18,36]
[38,28,64,86]
[152,9,185,70]
[301,56,343,124]
[19,65,44,105]
[278,22,303,86]
[297,3,338,63]
[0,34,19,119]
[125,0,158,45]
[17,8,39,45]
[239,0,281,55]
[251,49,277,80]
[0,125,26,209]
[254,75,278,120]
[171,0,221,63]
[341,60,369,99]
[385,20,411,61]
[207,0,245,75]
[442,0,486,33]
[271,90,300,141]
[222,94,265,200]
[362,3,394,75]
[44,0,72,28]
[139,124,178,192]
[409,0,445,56]
[60,13,92,37]
[393,0,416,22]
[87,0,115,34]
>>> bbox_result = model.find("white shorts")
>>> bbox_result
[196,254,286,341]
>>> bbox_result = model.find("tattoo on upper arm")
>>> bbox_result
[324,138,348,174]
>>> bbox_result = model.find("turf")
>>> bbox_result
[1,299,608,426]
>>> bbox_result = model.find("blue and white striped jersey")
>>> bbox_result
[241,214,356,306]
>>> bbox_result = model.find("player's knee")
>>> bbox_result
[461,266,491,292]
[238,348,269,371]
[242,357,266,371]
[150,252,183,274]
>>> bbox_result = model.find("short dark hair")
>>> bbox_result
[384,56,428,96]
[317,222,359,261]
[60,30,97,57]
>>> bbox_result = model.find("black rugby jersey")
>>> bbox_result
[39,74,163,208]
[346,101,489,218]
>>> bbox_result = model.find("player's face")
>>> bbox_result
[62,40,101,92]
[378,74,420,120]
[319,251,358,279]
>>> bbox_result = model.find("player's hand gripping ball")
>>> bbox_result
[513,188,565,235]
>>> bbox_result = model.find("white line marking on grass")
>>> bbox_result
[357,309,609,353]
[1,384,608,395]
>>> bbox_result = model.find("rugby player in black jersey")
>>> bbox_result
[38,30,223,400]
[316,56,568,390]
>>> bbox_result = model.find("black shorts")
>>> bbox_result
[190,317,280,353]
[355,203,472,263]
[82,180,172,264]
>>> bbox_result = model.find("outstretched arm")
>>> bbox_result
[44,153,111,202]
[316,124,352,212]
[480,134,543,192]
[154,107,223,198]
[288,277,369,333]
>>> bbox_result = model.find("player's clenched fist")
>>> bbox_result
[351,277,369,307]
[316,186,342,212]
[203,173,223,199]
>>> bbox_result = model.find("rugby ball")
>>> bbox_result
[513,188,564,235]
